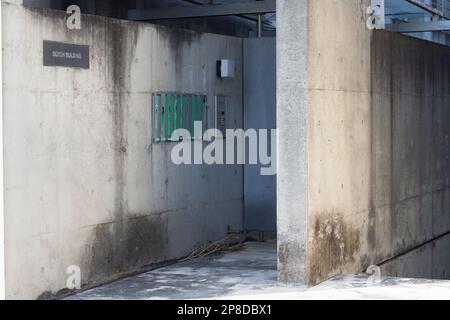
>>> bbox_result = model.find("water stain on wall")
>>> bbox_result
[278,239,307,284]
[86,213,169,284]
[155,25,203,89]
[308,212,361,285]
[83,19,171,286]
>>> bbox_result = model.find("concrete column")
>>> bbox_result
[0,0,5,300]
[276,0,309,284]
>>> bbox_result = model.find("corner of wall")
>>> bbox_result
[276,0,309,286]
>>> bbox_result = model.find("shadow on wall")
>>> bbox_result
[307,29,450,286]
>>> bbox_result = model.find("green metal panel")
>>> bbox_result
[153,92,207,143]
[161,94,166,141]
[191,95,196,137]
[167,93,172,140]
[180,95,184,133]
[174,94,178,133]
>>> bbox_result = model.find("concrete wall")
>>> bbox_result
[244,37,276,235]
[278,0,450,286]
[306,0,373,286]
[375,31,450,281]
[2,2,243,299]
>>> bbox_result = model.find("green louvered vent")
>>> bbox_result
[152,93,208,143]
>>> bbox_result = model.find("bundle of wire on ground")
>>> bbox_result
[180,234,244,262]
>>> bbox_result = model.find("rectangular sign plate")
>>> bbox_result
[43,40,89,69]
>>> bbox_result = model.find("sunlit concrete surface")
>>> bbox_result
[68,242,294,300]
[288,275,450,300]
[220,275,450,300]
[68,242,450,300]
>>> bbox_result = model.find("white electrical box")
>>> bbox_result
[216,59,235,78]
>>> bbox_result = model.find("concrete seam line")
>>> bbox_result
[375,230,450,268]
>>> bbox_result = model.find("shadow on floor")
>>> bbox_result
[68,240,450,300]
[68,241,284,300]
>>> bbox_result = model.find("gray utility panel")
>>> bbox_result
[244,37,276,233]
[215,95,227,136]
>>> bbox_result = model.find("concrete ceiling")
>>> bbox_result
[21,0,449,43]
[386,0,436,20]
[384,0,450,45]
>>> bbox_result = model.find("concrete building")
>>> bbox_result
[0,0,449,299]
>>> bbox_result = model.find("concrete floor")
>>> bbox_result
[68,241,450,300]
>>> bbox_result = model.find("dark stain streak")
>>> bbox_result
[155,25,202,88]
[87,214,169,284]
[278,241,307,284]
[309,213,361,286]
[84,21,170,287]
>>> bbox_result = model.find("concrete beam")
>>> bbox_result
[128,0,276,21]
[387,20,450,33]
[405,0,445,18]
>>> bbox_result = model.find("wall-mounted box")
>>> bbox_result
[216,59,235,78]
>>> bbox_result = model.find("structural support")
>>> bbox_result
[128,0,275,21]
[277,0,309,285]
[0,0,5,301]
[387,20,450,32]
[406,0,445,18]
[257,14,263,38]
